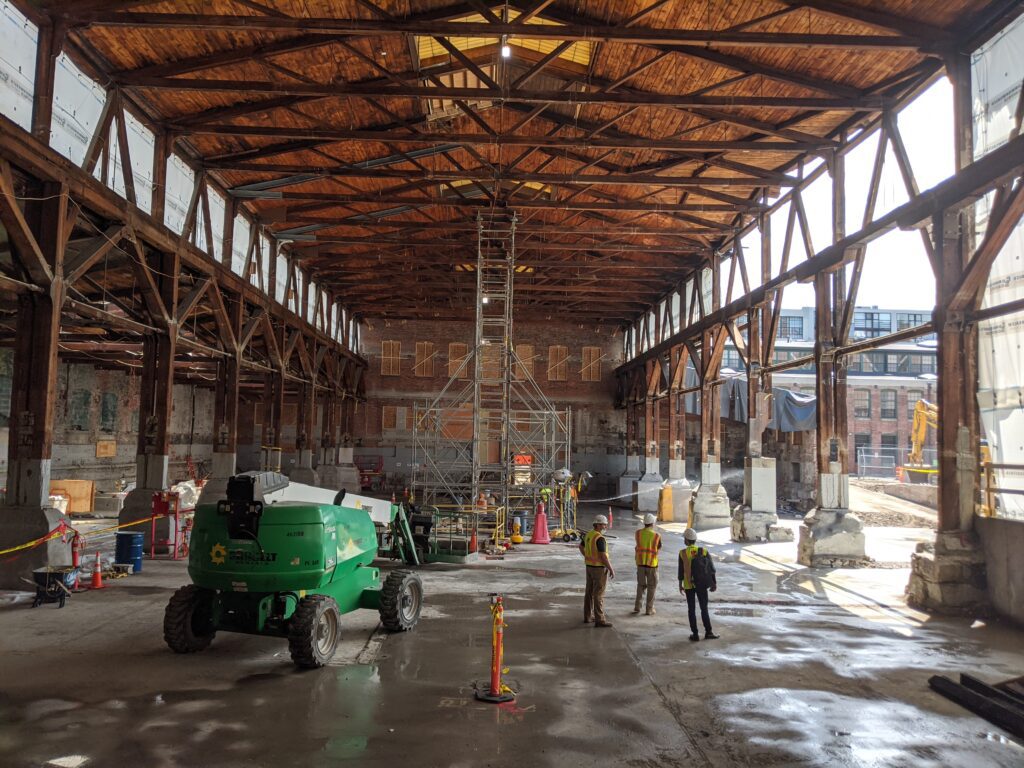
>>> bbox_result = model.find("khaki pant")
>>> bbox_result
[584,566,608,622]
[634,565,658,612]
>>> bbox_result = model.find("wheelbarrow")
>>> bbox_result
[27,566,77,608]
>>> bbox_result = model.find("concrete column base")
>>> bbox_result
[906,530,989,614]
[0,506,71,589]
[732,457,792,542]
[797,507,867,568]
[199,451,237,504]
[617,454,641,509]
[635,473,664,514]
[691,484,731,529]
[691,461,730,530]
[118,454,171,551]
[289,449,319,486]
[665,477,692,522]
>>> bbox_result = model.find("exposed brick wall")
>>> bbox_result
[357,318,627,493]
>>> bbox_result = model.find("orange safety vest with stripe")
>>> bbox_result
[680,545,708,590]
[635,527,661,568]
[583,529,606,567]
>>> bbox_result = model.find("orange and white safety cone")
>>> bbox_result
[607,506,614,530]
[89,552,105,590]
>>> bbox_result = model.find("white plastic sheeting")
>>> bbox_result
[973,16,1024,518]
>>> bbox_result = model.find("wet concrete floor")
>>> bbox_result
[1,502,1022,767]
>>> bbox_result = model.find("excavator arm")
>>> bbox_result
[908,399,938,466]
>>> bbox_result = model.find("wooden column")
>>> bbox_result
[700,328,722,463]
[135,249,179,489]
[747,307,764,456]
[831,146,850,471]
[6,185,67,507]
[935,53,978,533]
[813,273,838,474]
[150,131,169,226]
[213,294,242,473]
[261,369,285,470]
[31,21,63,144]
[625,399,637,457]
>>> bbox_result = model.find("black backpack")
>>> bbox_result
[690,547,715,590]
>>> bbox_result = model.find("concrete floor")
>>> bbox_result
[1,498,1022,767]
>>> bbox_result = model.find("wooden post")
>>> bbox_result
[212,293,242,477]
[261,369,285,471]
[813,272,836,475]
[5,184,67,507]
[135,249,179,490]
[31,21,63,144]
[935,53,978,533]
[151,131,169,226]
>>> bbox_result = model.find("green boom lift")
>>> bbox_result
[163,472,423,668]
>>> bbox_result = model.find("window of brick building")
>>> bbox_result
[881,433,899,463]
[414,341,434,378]
[779,316,804,339]
[880,389,897,419]
[547,345,568,381]
[448,342,469,379]
[380,340,400,376]
[581,346,602,382]
[853,389,871,418]
[514,344,535,380]
[907,388,924,418]
[382,405,397,431]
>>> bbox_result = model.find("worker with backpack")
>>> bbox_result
[678,527,719,642]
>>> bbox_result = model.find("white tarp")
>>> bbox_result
[973,15,1024,518]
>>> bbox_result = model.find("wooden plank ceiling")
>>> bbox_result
[44,0,994,323]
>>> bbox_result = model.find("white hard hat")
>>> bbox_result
[683,527,697,541]
[594,514,609,525]
[552,468,571,483]
[643,513,657,526]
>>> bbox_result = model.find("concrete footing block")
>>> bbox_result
[0,506,71,589]
[617,454,641,509]
[636,473,664,514]
[906,531,989,614]
[797,507,867,568]
[691,484,731,530]
[731,506,794,542]
[666,478,692,522]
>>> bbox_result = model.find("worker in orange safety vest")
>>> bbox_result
[580,515,615,627]
[633,513,663,615]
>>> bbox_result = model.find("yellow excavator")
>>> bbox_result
[905,399,939,483]
[904,399,991,486]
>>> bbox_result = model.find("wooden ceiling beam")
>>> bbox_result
[186,124,828,153]
[119,76,891,111]
[69,13,937,50]
[219,164,791,188]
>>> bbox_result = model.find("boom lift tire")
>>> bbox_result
[289,595,341,669]
[164,584,217,653]
[379,570,423,632]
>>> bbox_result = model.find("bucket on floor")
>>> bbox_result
[115,531,145,573]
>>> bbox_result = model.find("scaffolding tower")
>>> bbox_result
[413,212,571,515]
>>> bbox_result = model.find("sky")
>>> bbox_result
[778,78,953,311]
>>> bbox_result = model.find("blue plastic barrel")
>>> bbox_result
[115,531,145,574]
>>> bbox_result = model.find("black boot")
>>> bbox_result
[704,631,720,640]
[689,632,700,642]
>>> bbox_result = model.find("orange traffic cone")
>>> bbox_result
[469,528,478,552]
[90,552,105,590]
[391,491,396,503]
[607,506,614,530]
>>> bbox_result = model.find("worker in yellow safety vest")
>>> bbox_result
[633,513,663,615]
[678,527,719,642]
[579,515,615,627]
